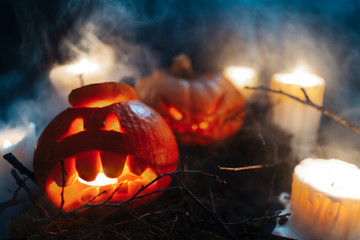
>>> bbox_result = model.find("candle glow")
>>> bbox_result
[0,122,36,201]
[223,66,257,101]
[49,37,116,100]
[67,58,100,75]
[273,158,360,240]
[270,69,325,158]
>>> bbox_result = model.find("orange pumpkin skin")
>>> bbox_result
[33,82,178,212]
[135,71,246,145]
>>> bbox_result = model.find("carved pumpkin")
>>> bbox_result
[135,54,246,145]
[33,82,178,212]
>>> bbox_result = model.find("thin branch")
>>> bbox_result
[226,213,291,226]
[208,188,216,214]
[218,162,280,172]
[0,182,26,213]
[32,169,223,223]
[60,159,66,212]
[10,169,49,217]
[3,153,36,183]
[180,181,238,240]
[246,86,360,135]
[168,214,178,240]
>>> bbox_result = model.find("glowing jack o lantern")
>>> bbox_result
[135,54,246,145]
[33,82,178,212]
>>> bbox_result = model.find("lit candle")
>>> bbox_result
[49,43,115,99]
[273,158,360,239]
[270,70,325,158]
[223,66,258,101]
[0,122,36,200]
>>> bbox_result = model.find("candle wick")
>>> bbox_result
[79,74,84,87]
[331,182,335,187]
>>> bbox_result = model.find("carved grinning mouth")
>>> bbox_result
[46,150,158,211]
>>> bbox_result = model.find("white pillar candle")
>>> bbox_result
[49,43,115,100]
[270,70,325,158]
[223,66,258,101]
[273,158,360,240]
[0,122,36,200]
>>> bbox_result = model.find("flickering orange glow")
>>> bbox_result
[78,165,119,186]
[57,118,85,142]
[206,95,224,115]
[198,121,209,130]
[69,82,138,109]
[79,99,121,108]
[46,152,158,211]
[34,82,178,213]
[168,106,184,121]
[102,113,127,133]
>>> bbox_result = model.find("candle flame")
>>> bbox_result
[224,66,256,86]
[297,159,360,199]
[278,69,323,87]
[2,139,12,148]
[78,166,118,186]
[68,58,100,74]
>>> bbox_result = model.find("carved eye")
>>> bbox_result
[102,113,126,133]
[168,105,184,121]
[57,117,85,142]
[161,96,184,121]
[206,94,225,115]
[198,121,209,130]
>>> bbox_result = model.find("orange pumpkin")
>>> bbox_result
[33,82,178,212]
[135,54,246,145]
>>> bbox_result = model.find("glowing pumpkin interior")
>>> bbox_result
[44,83,163,211]
[46,150,159,211]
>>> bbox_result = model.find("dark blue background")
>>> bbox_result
[0,0,359,129]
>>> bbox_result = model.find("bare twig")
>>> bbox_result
[11,169,49,217]
[0,183,26,213]
[218,162,280,171]
[60,159,66,212]
[180,181,238,240]
[226,213,291,226]
[168,214,178,240]
[32,169,223,224]
[246,86,360,135]
[3,153,36,183]
[208,188,216,214]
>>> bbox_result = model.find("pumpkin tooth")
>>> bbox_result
[53,157,77,187]
[100,151,126,178]
[127,155,148,176]
[75,150,101,181]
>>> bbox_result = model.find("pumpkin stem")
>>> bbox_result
[170,54,193,79]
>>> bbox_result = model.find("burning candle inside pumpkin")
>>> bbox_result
[33,82,178,212]
[135,54,246,145]
[223,66,258,101]
[270,69,325,158]
[273,158,360,240]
